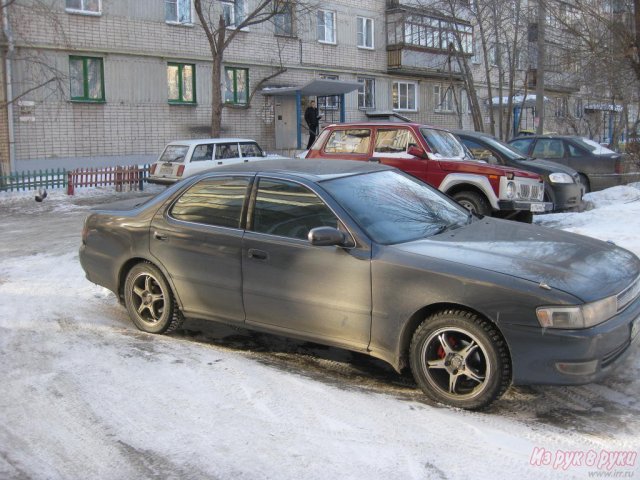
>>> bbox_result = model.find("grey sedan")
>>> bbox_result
[508,135,640,192]
[79,160,640,409]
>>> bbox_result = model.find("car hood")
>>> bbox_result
[517,158,578,176]
[393,218,640,303]
[436,159,540,179]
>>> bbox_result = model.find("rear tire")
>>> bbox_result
[409,310,511,410]
[452,191,491,217]
[124,263,184,334]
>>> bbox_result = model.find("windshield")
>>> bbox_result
[420,128,466,159]
[481,136,528,160]
[159,145,189,163]
[322,170,470,245]
[574,138,617,155]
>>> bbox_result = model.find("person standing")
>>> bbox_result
[304,100,321,149]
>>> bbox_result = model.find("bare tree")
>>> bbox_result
[194,0,314,137]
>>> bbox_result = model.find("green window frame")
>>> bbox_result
[69,56,105,102]
[167,63,196,104]
[224,67,249,105]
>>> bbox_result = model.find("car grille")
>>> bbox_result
[617,275,640,312]
[518,184,543,201]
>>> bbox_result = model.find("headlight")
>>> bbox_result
[548,172,573,184]
[537,296,617,329]
[505,181,516,199]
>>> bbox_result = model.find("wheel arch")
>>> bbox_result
[395,302,512,373]
[440,174,499,210]
[117,257,183,309]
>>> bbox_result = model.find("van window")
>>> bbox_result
[324,129,371,154]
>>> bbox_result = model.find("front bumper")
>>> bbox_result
[547,182,584,211]
[497,200,554,213]
[503,297,640,385]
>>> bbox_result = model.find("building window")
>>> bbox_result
[575,98,583,118]
[357,77,375,110]
[317,74,339,110]
[317,10,336,44]
[222,0,246,28]
[168,63,196,104]
[65,0,101,14]
[392,81,417,111]
[225,67,249,105]
[165,0,192,24]
[555,97,568,118]
[274,3,294,36]
[69,56,104,102]
[434,85,454,112]
[357,17,374,49]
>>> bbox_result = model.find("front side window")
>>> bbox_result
[323,170,469,244]
[170,177,249,228]
[69,56,104,102]
[460,138,501,164]
[251,179,339,240]
[509,138,534,154]
[225,67,249,105]
[240,142,264,157]
[532,139,565,159]
[317,10,336,44]
[374,129,418,154]
[215,143,240,160]
[165,0,192,24]
[357,17,374,49]
[167,63,196,104]
[357,77,375,110]
[274,3,294,36]
[392,81,417,111]
[420,128,465,158]
[324,129,371,154]
[65,0,101,14]
[222,0,246,28]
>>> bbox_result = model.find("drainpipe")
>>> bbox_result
[2,1,16,173]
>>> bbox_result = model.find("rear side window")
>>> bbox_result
[170,177,250,228]
[374,129,418,154]
[324,129,371,154]
[532,139,564,159]
[215,143,240,160]
[240,142,264,157]
[251,179,338,240]
[160,145,189,163]
[191,144,214,162]
[509,138,533,154]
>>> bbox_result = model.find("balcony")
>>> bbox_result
[385,7,471,79]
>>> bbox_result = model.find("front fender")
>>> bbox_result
[439,173,500,210]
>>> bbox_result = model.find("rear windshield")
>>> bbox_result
[159,145,189,163]
[420,128,465,158]
[574,138,617,155]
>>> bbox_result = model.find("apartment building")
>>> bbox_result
[0,0,631,174]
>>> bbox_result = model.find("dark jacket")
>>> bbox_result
[305,106,320,129]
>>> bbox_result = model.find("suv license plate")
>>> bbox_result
[530,203,546,213]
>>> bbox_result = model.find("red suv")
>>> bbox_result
[304,123,551,221]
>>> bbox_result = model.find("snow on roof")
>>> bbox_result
[489,94,550,107]
[165,138,260,146]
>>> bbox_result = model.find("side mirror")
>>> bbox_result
[308,226,346,247]
[407,145,427,158]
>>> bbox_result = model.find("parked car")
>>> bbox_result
[453,130,584,211]
[148,138,285,184]
[303,122,552,222]
[80,159,640,410]
[507,135,640,192]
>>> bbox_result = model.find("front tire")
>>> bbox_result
[409,310,511,410]
[124,263,184,334]
[452,191,491,217]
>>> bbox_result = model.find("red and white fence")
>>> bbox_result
[66,165,148,195]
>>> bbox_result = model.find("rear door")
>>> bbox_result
[149,176,251,323]
[184,143,215,177]
[213,142,243,166]
[531,138,569,167]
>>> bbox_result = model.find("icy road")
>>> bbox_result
[1,185,639,480]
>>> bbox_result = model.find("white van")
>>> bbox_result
[148,138,286,184]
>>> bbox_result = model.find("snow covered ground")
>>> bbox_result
[1,184,639,480]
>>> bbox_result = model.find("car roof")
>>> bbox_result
[324,122,448,131]
[166,138,260,146]
[195,158,393,181]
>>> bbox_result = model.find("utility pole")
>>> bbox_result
[535,0,546,134]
